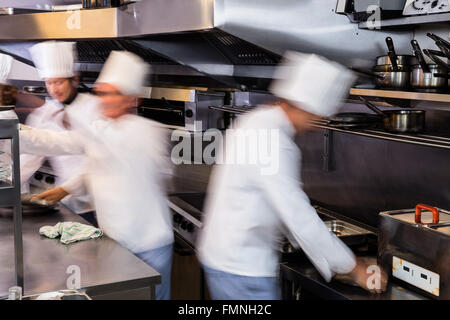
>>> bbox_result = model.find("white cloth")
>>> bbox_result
[0,53,13,83]
[96,51,148,95]
[20,93,99,214]
[270,52,356,117]
[197,105,356,281]
[20,114,174,253]
[29,41,76,79]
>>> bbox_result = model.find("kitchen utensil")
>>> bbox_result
[411,40,430,73]
[376,55,417,66]
[411,64,449,90]
[435,41,450,59]
[359,96,425,133]
[352,67,410,89]
[379,204,450,299]
[386,37,399,71]
[427,32,450,51]
[424,49,450,71]
[328,112,383,129]
[426,49,449,59]
[329,112,382,124]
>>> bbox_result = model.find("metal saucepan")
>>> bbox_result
[359,96,425,134]
[376,37,418,68]
[410,40,449,90]
[376,55,418,66]
[411,64,449,90]
[386,37,399,71]
[352,67,410,89]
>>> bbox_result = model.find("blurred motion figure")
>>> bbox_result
[21,41,99,223]
[198,52,388,300]
[20,51,174,300]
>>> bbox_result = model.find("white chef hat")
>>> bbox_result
[0,53,13,83]
[95,50,148,95]
[29,41,76,79]
[270,51,356,117]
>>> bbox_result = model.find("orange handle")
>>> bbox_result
[415,204,439,224]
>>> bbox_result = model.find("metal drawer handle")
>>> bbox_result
[415,204,440,224]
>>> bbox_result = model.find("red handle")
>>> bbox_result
[415,204,439,224]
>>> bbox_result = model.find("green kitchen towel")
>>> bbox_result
[39,222,103,244]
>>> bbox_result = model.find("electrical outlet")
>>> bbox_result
[392,256,440,296]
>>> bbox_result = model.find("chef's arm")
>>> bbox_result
[60,171,87,197]
[19,127,84,156]
[270,183,356,281]
[20,154,45,193]
[260,149,356,282]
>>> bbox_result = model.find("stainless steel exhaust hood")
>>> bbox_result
[0,0,415,90]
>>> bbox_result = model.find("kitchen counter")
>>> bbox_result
[0,205,161,299]
[280,258,429,300]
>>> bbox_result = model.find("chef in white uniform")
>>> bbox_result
[197,52,387,299]
[0,52,15,116]
[20,51,174,300]
[0,52,13,84]
[21,41,99,224]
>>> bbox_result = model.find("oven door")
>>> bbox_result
[138,98,185,127]
[171,232,209,300]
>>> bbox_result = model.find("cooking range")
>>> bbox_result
[167,193,376,258]
[168,193,205,248]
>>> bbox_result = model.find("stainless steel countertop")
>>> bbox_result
[281,258,429,300]
[0,205,161,297]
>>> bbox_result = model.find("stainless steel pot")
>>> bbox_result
[359,96,425,133]
[411,64,449,90]
[352,66,410,89]
[381,109,426,133]
[376,55,418,66]
[373,69,410,89]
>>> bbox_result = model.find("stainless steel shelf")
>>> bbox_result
[209,105,450,150]
[350,88,450,103]
[359,12,450,29]
[311,120,450,150]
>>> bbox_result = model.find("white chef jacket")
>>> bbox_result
[20,93,99,214]
[19,113,174,254]
[197,105,356,281]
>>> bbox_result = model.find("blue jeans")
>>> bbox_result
[136,244,173,300]
[203,265,280,300]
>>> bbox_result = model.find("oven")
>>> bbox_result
[168,193,210,299]
[138,88,225,132]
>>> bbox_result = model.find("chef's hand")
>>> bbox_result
[347,258,388,294]
[31,187,69,205]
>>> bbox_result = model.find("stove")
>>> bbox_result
[168,193,206,248]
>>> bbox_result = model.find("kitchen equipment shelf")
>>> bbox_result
[311,119,450,150]
[0,117,23,298]
[350,88,450,103]
[209,105,450,150]
[359,12,450,29]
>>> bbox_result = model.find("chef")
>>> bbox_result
[21,41,99,225]
[0,52,13,84]
[20,50,174,300]
[197,52,387,299]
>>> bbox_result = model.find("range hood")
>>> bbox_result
[0,0,415,90]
